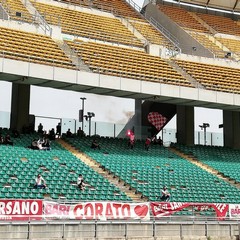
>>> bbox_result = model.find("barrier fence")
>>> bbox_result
[0,199,239,221]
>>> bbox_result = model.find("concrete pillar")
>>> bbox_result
[177,105,194,145]
[223,110,240,149]
[134,99,142,139]
[10,83,30,132]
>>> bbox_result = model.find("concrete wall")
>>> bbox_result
[0,221,238,240]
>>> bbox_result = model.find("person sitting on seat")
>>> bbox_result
[30,138,48,150]
[12,128,20,138]
[0,134,4,144]
[48,128,55,140]
[77,174,85,190]
[34,174,46,189]
[77,127,85,137]
[66,128,73,138]
[42,137,51,150]
[4,134,13,146]
[91,139,100,150]
[160,186,171,202]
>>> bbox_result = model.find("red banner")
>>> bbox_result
[151,202,229,220]
[229,204,240,219]
[0,200,43,220]
[44,201,150,220]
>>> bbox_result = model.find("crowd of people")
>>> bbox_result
[127,131,163,151]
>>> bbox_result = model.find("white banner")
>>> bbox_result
[44,201,150,221]
[229,204,240,219]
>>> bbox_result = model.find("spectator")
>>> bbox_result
[49,128,56,140]
[91,139,100,150]
[4,134,13,146]
[66,128,73,138]
[30,138,49,150]
[77,174,85,190]
[128,132,135,149]
[34,174,46,189]
[30,139,39,150]
[144,136,151,151]
[12,128,20,138]
[0,134,4,144]
[160,186,171,202]
[158,136,163,146]
[42,137,51,150]
[56,122,61,138]
[77,127,85,137]
[37,123,44,134]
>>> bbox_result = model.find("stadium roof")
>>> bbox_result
[172,0,240,13]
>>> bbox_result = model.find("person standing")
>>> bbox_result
[144,136,151,151]
[37,123,44,134]
[128,132,135,149]
[56,122,61,138]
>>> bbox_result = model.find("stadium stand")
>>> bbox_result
[175,144,240,186]
[129,19,175,47]
[0,0,33,22]
[157,4,209,33]
[0,130,130,201]
[216,37,240,57]
[0,1,240,238]
[64,136,240,204]
[0,26,76,69]
[175,59,240,93]
[188,32,227,58]
[196,13,240,36]
[65,39,191,86]
[55,0,142,19]
[31,1,143,47]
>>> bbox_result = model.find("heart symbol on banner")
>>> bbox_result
[147,112,167,131]
[134,205,149,218]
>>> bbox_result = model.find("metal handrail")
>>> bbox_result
[0,50,76,68]
[122,0,181,53]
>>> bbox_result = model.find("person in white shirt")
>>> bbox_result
[160,186,171,202]
[77,174,85,190]
[34,174,46,189]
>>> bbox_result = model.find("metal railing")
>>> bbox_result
[0,217,238,240]
[0,50,76,69]
[0,0,52,35]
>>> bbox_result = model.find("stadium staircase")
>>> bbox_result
[57,138,145,202]
[187,11,217,35]
[56,40,90,71]
[166,59,205,89]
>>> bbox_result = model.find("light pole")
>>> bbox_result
[80,97,86,131]
[199,123,210,145]
[84,112,95,136]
